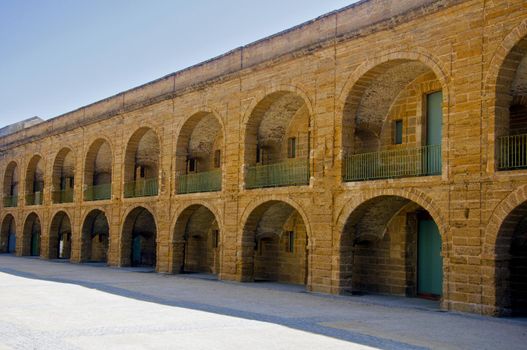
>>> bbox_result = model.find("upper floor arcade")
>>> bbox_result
[0,0,526,210]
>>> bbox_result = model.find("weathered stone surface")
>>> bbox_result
[1,0,527,316]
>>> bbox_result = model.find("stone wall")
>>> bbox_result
[1,0,527,316]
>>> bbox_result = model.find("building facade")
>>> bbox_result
[1,0,526,316]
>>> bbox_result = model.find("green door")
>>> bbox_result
[426,91,443,174]
[132,235,142,266]
[8,233,16,253]
[418,219,443,297]
[31,233,40,256]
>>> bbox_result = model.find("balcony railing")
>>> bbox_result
[26,192,43,206]
[84,184,111,201]
[124,178,159,198]
[3,195,18,208]
[343,144,441,182]
[177,169,221,194]
[498,133,527,170]
[246,158,310,189]
[52,189,74,203]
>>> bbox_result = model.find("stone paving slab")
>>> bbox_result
[0,255,526,349]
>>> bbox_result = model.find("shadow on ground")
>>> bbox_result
[1,255,525,350]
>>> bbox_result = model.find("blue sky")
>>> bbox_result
[0,0,357,129]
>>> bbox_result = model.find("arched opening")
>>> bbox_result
[342,60,444,181]
[52,148,75,203]
[172,205,220,275]
[0,214,16,254]
[244,91,311,189]
[3,161,19,207]
[340,196,443,300]
[49,211,72,259]
[25,155,45,206]
[494,201,527,316]
[23,213,41,257]
[81,209,110,263]
[494,35,527,170]
[84,139,112,201]
[123,128,160,198]
[175,112,223,194]
[121,207,157,267]
[241,201,308,285]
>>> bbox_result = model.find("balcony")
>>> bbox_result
[343,144,441,182]
[176,169,221,194]
[26,192,43,206]
[3,195,18,208]
[246,158,309,189]
[124,178,159,198]
[498,133,527,170]
[52,189,74,204]
[84,184,111,201]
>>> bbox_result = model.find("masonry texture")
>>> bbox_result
[1,0,527,317]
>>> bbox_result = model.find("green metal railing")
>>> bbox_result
[52,189,74,203]
[343,144,442,182]
[498,133,527,170]
[26,192,43,206]
[84,183,111,201]
[177,169,221,194]
[3,195,18,207]
[124,178,159,198]
[246,158,310,189]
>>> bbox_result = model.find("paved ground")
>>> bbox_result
[0,255,525,350]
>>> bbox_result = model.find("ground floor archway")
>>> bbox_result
[81,209,110,263]
[1,214,16,254]
[49,211,72,259]
[241,200,308,286]
[23,213,41,257]
[172,204,220,275]
[121,207,157,267]
[493,201,527,316]
[340,195,444,299]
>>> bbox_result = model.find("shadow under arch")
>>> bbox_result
[239,199,311,287]
[123,126,161,198]
[483,19,527,172]
[242,88,314,189]
[484,184,527,316]
[81,209,110,263]
[22,212,42,257]
[49,211,72,260]
[171,203,222,276]
[120,206,157,268]
[51,147,75,204]
[337,49,450,181]
[0,214,16,254]
[336,190,447,301]
[84,137,113,201]
[25,154,45,206]
[3,160,19,207]
[174,110,225,194]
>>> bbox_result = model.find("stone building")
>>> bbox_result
[1,0,526,316]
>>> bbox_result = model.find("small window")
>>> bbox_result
[287,138,296,158]
[214,150,221,168]
[187,158,197,173]
[212,230,219,248]
[140,166,146,178]
[286,231,294,253]
[394,120,403,145]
